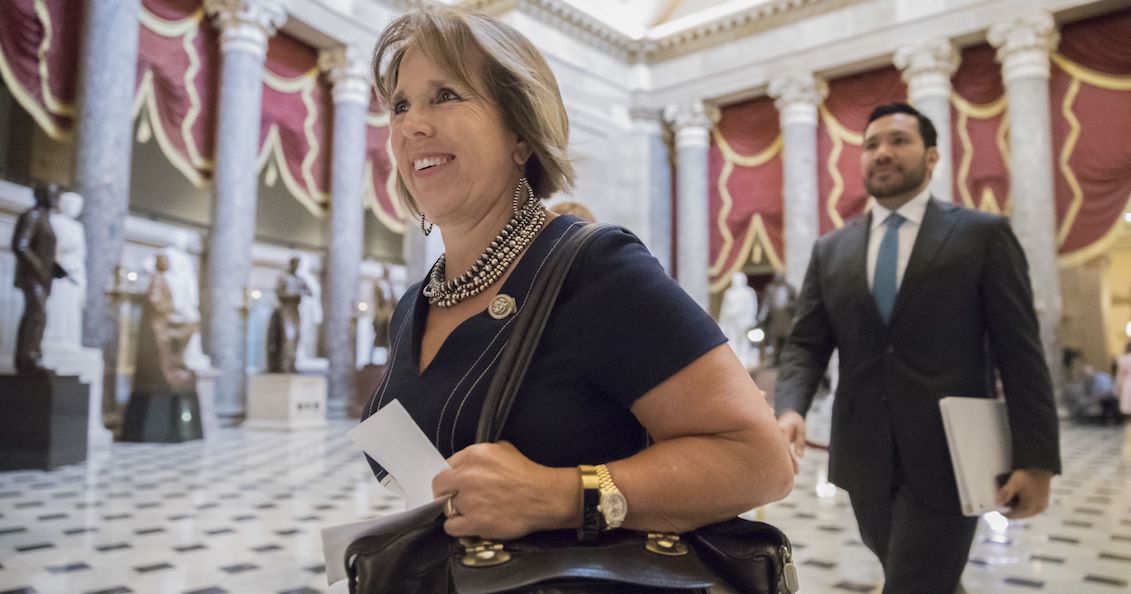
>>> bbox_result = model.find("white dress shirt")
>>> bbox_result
[866,187,932,291]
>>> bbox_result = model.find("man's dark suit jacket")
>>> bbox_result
[775,198,1061,513]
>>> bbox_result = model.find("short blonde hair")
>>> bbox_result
[372,7,574,215]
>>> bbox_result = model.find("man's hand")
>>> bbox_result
[997,468,1053,519]
[776,411,806,474]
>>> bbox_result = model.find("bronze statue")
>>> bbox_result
[12,183,68,375]
[133,254,199,393]
[757,272,798,367]
[371,268,396,352]
[266,257,312,373]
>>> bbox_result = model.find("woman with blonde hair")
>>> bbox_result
[357,6,794,590]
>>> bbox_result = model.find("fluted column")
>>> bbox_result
[988,12,1062,385]
[630,106,673,273]
[74,1,142,410]
[768,75,826,291]
[895,38,960,203]
[319,45,370,419]
[204,0,288,419]
[663,100,716,311]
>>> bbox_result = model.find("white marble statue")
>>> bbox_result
[43,191,86,349]
[719,271,758,369]
[296,256,323,366]
[162,230,211,371]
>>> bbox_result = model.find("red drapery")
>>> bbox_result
[816,67,907,234]
[0,0,82,139]
[135,0,220,185]
[258,32,332,215]
[1051,7,1131,264]
[707,97,783,291]
[365,100,404,233]
[950,43,1010,215]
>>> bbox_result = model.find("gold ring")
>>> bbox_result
[444,496,460,518]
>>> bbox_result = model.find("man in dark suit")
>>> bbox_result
[775,103,1060,593]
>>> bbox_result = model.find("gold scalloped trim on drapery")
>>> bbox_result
[1057,76,1084,247]
[708,128,782,288]
[134,6,212,186]
[33,0,71,120]
[1051,53,1131,268]
[818,104,861,229]
[364,110,408,233]
[950,92,1010,213]
[0,0,73,140]
[257,65,329,217]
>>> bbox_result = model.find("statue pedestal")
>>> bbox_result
[42,343,112,450]
[0,374,89,470]
[192,367,221,437]
[296,356,329,373]
[246,373,327,429]
[120,390,204,443]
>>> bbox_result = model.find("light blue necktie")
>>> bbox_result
[873,213,905,322]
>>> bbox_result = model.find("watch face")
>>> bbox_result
[602,492,628,524]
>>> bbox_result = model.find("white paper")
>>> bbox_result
[346,399,450,510]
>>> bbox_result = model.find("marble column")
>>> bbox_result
[73,1,142,413]
[768,75,827,291]
[630,106,673,273]
[319,46,370,419]
[402,218,445,286]
[894,38,960,203]
[203,0,288,419]
[663,100,715,311]
[988,13,1062,385]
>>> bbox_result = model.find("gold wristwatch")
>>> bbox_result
[594,464,627,530]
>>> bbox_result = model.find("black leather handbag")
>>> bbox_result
[345,223,799,594]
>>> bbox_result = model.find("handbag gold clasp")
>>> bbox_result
[645,533,688,556]
[459,538,512,567]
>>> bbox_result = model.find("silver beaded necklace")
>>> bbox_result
[423,177,547,308]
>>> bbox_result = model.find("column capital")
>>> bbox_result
[894,38,960,102]
[628,105,664,135]
[204,0,289,58]
[768,74,827,127]
[663,100,718,149]
[988,12,1059,84]
[319,46,372,106]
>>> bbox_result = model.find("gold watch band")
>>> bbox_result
[595,464,616,492]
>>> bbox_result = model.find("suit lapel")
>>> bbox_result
[889,198,960,325]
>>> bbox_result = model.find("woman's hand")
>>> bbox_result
[432,441,579,540]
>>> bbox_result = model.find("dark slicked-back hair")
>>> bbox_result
[867,102,937,149]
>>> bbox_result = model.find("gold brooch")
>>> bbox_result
[488,294,517,320]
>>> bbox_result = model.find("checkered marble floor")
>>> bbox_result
[0,421,1128,594]
[765,422,1131,593]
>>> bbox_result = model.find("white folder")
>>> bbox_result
[938,396,1012,517]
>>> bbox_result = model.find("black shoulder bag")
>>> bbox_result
[345,223,799,593]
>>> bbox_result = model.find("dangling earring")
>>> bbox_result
[512,176,535,215]
[420,213,433,236]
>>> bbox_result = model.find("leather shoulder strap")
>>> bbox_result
[476,223,614,443]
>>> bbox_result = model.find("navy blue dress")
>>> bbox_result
[361,216,726,483]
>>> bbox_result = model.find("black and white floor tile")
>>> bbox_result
[0,420,1128,593]
[770,422,1131,593]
